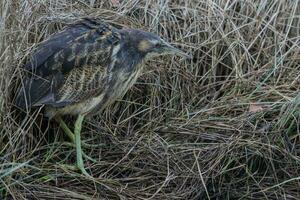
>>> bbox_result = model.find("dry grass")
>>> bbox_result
[1,0,300,199]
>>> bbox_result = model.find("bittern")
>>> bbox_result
[16,17,190,175]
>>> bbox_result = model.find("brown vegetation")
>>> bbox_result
[1,0,300,199]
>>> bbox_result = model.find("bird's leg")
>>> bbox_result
[55,116,94,147]
[74,114,89,176]
[55,116,75,142]
[55,116,97,163]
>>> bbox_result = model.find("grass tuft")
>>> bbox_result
[1,0,300,199]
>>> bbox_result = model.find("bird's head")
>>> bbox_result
[121,29,191,60]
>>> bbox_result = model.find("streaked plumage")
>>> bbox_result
[15,17,190,175]
[16,18,187,118]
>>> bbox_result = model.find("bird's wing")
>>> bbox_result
[16,18,121,108]
[24,17,120,75]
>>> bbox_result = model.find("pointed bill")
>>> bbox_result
[163,42,192,59]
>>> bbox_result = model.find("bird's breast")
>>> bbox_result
[111,65,143,98]
[87,63,143,115]
[52,62,144,117]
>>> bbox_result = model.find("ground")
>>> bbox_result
[0,0,300,199]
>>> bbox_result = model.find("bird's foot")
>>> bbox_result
[64,142,98,163]
[77,164,91,177]
[60,164,92,177]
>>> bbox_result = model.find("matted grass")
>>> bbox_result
[1,0,300,199]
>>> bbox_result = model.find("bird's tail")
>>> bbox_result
[15,78,31,109]
[15,76,53,110]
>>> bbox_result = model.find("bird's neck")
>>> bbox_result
[115,43,145,72]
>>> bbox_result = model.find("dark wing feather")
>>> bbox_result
[24,18,99,71]
[16,18,120,109]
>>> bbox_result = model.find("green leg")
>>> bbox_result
[74,114,89,176]
[56,117,99,149]
[55,116,75,142]
[55,116,97,174]
[55,116,96,173]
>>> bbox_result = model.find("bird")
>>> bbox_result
[16,17,190,175]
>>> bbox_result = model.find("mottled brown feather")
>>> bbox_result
[16,17,168,117]
[16,18,120,110]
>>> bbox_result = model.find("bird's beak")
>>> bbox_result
[163,43,192,59]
